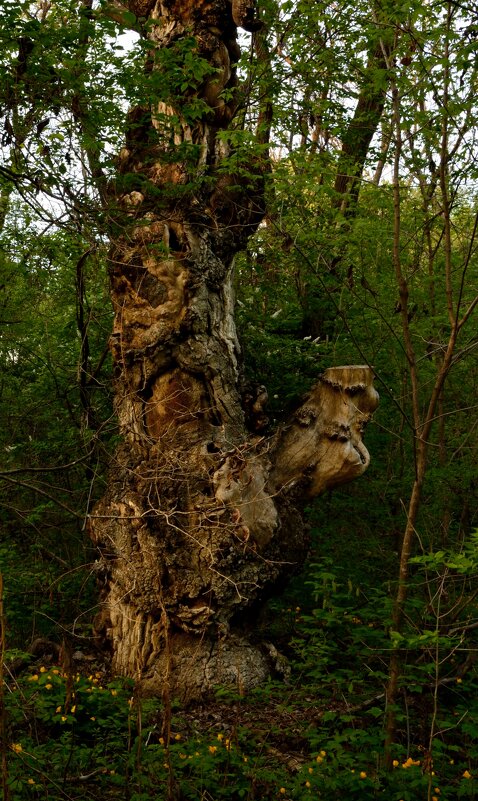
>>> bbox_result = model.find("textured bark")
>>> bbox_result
[89,0,378,700]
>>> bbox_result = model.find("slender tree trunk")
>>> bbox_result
[383,15,473,759]
[89,0,378,700]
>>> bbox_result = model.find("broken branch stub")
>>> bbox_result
[270,366,379,499]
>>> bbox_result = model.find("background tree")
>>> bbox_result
[0,0,120,645]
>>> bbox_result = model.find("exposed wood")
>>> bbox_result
[270,366,379,499]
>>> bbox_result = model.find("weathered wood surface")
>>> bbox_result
[90,0,378,699]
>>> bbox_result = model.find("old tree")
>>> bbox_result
[89,0,378,700]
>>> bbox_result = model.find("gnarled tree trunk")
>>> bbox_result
[89,0,378,700]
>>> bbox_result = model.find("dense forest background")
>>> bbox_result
[1,0,478,798]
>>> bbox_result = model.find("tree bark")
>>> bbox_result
[89,0,378,701]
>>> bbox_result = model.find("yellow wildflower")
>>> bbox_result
[456,677,463,684]
[359,771,367,779]
[434,789,440,794]
[70,705,76,714]
[110,689,118,696]
[27,779,35,785]
[209,746,217,754]
[402,757,420,768]
[52,669,59,675]
[217,733,224,741]
[174,733,181,741]
[29,674,39,682]
[55,706,62,713]
[392,760,399,767]
[432,797,439,801]
[463,770,472,779]
[305,781,311,788]
[159,737,165,746]
[45,684,52,690]
[40,666,47,673]
[243,756,248,763]
[61,716,68,722]
[316,756,323,764]
[320,750,326,757]
[279,789,286,795]
[11,743,22,753]
[308,767,313,774]
[90,717,96,721]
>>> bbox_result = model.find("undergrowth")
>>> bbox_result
[3,549,478,800]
